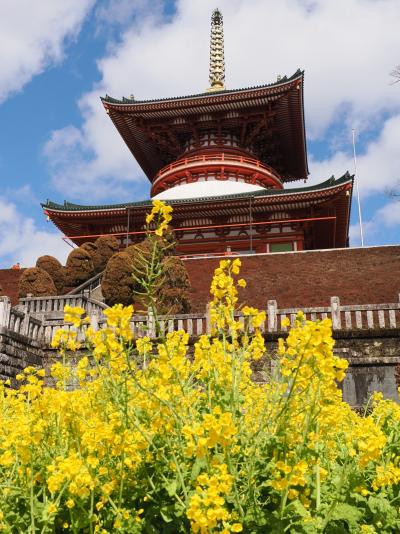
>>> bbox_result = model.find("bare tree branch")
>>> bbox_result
[385,180,400,198]
[390,65,400,84]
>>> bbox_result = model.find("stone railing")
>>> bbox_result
[66,272,104,296]
[18,294,108,316]
[0,297,45,340]
[1,295,399,346]
[268,297,400,332]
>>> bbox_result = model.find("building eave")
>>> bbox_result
[42,173,353,215]
[101,70,304,107]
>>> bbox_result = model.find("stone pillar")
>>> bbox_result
[206,303,212,335]
[147,309,156,339]
[91,311,99,331]
[0,297,11,328]
[21,312,31,337]
[331,296,341,330]
[267,300,277,332]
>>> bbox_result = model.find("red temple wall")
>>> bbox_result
[0,246,399,312]
[184,245,400,313]
[0,269,25,306]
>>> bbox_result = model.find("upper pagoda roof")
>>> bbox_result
[101,70,308,184]
[102,70,302,106]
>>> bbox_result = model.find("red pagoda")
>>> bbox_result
[43,9,353,256]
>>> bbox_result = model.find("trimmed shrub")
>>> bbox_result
[18,267,57,298]
[101,251,135,307]
[126,239,153,261]
[102,237,191,312]
[92,236,120,273]
[101,242,154,309]
[80,242,97,257]
[158,256,191,314]
[35,255,65,293]
[64,248,95,288]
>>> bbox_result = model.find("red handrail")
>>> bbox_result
[156,153,278,179]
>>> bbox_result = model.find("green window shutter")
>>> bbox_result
[270,242,293,252]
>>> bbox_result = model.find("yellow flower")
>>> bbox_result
[231,524,243,532]
[231,258,241,275]
[47,503,57,514]
[145,199,173,236]
[64,305,85,327]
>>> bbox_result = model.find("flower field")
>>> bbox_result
[1,202,400,532]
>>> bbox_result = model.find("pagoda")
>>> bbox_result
[43,9,353,256]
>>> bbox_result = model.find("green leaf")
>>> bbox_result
[160,505,174,523]
[191,458,207,481]
[331,502,363,527]
[164,480,177,497]
[367,495,392,515]
[289,499,310,518]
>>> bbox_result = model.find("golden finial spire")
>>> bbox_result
[208,8,225,91]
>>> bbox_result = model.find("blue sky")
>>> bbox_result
[0,0,399,268]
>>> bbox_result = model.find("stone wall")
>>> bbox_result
[0,327,43,386]
[39,329,400,408]
[184,245,400,312]
[249,329,400,407]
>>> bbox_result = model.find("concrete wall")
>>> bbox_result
[184,245,400,312]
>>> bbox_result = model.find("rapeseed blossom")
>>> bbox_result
[145,199,173,236]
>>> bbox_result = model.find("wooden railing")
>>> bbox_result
[1,295,399,346]
[155,152,282,182]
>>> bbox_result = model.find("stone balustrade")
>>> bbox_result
[18,294,108,316]
[0,295,399,346]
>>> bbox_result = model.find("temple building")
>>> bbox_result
[43,9,353,257]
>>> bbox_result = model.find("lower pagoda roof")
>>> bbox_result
[44,174,351,212]
[42,173,353,249]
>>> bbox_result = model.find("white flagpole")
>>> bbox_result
[352,128,364,246]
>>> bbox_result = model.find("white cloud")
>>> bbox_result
[310,114,400,246]
[44,0,400,201]
[376,199,400,227]
[350,198,400,246]
[0,198,70,269]
[309,114,400,197]
[0,0,95,103]
[95,0,160,28]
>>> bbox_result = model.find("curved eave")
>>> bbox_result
[101,70,304,107]
[42,174,352,215]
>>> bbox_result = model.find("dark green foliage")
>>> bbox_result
[64,248,95,287]
[35,255,65,293]
[18,267,57,298]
